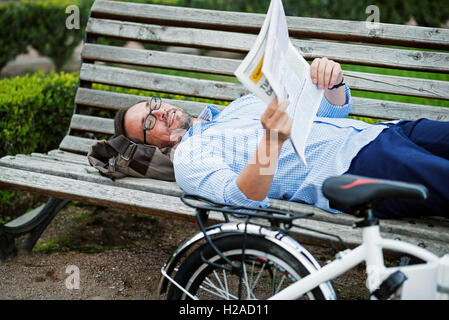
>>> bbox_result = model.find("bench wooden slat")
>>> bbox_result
[0,154,182,197]
[32,151,90,166]
[344,71,449,101]
[70,114,114,134]
[59,135,94,154]
[75,88,449,127]
[351,97,449,121]
[79,63,247,101]
[86,18,449,73]
[75,88,226,116]
[81,43,238,77]
[82,43,449,100]
[0,165,195,221]
[91,0,449,50]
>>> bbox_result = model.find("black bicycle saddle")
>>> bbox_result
[322,174,428,211]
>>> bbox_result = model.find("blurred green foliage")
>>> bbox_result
[0,0,92,71]
[0,71,77,157]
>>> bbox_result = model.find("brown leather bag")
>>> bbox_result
[87,135,175,181]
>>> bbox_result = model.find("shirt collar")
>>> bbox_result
[179,106,221,143]
[197,105,221,121]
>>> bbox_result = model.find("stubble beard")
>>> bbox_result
[168,110,193,146]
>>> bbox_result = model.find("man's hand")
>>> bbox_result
[237,98,292,201]
[310,57,343,90]
[311,57,346,106]
[261,98,293,143]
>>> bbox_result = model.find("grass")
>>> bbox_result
[34,236,128,254]
[74,212,93,222]
[34,237,72,253]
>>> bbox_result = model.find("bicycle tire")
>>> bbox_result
[167,234,328,300]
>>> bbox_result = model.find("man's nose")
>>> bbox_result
[152,109,166,120]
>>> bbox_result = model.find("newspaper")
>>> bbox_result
[234,0,324,166]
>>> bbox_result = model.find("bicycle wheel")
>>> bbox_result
[167,234,328,300]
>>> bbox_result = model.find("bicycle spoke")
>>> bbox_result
[271,268,277,296]
[222,269,230,300]
[249,260,256,288]
[242,262,257,299]
[202,276,227,299]
[250,260,267,292]
[199,283,234,299]
[212,270,226,294]
[275,273,287,294]
[200,276,238,299]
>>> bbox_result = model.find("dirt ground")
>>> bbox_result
[0,198,370,300]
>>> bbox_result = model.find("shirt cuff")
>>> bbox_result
[316,84,353,118]
[224,179,271,208]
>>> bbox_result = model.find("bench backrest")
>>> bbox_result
[61,0,449,155]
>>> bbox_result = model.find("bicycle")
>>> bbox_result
[158,174,449,300]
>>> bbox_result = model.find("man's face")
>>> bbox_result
[124,100,192,148]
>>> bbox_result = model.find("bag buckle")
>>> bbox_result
[121,141,137,161]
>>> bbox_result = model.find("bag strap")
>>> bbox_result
[107,135,157,176]
[107,135,137,160]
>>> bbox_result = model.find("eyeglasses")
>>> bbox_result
[143,95,162,145]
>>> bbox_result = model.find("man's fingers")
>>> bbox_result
[311,57,344,89]
[268,99,289,123]
[281,113,293,129]
[278,99,290,111]
[263,97,278,119]
[324,61,334,89]
[317,58,328,89]
[329,63,342,88]
[261,99,291,132]
[310,58,320,84]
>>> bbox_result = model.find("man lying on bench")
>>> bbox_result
[114,57,449,219]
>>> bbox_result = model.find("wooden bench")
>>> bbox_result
[1,0,449,260]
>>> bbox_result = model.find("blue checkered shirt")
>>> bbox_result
[173,85,389,212]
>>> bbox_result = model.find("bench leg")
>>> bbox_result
[0,228,17,263]
[0,198,70,260]
[20,198,70,252]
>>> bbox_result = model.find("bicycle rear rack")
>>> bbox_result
[180,194,348,274]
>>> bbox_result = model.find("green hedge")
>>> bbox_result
[0,0,92,72]
[0,71,78,158]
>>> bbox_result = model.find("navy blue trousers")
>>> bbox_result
[346,119,449,219]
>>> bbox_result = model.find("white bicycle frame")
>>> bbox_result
[271,224,449,300]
